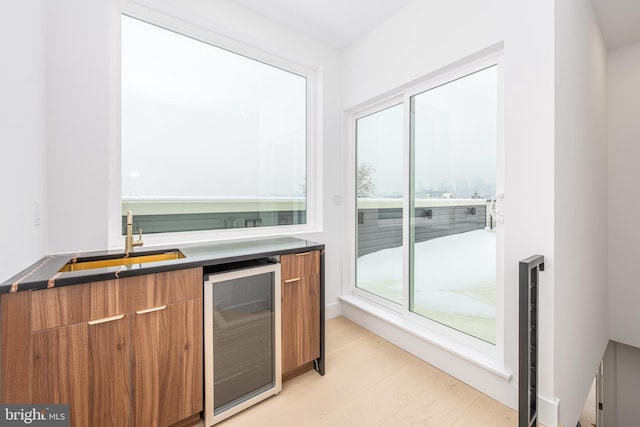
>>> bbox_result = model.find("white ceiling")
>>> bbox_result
[232,0,415,50]
[233,0,640,52]
[589,0,640,50]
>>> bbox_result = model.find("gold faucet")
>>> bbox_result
[125,210,143,255]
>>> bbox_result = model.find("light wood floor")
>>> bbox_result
[212,316,517,426]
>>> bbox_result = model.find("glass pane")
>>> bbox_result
[121,15,307,234]
[410,66,497,343]
[355,104,404,304]
[212,272,275,414]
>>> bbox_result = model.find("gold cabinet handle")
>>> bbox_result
[135,305,167,315]
[284,277,301,283]
[295,252,311,257]
[88,314,125,325]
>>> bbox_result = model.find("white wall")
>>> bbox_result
[554,0,609,424]
[342,0,558,423]
[46,0,111,254]
[342,0,503,109]
[603,341,640,427]
[0,0,48,282]
[608,41,640,348]
[502,3,557,420]
[41,0,344,312]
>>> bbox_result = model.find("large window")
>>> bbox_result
[355,61,501,345]
[121,15,310,235]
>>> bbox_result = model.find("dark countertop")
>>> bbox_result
[1,236,324,294]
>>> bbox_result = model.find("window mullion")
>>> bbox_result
[402,94,412,315]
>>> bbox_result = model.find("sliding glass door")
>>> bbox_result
[354,60,500,344]
[355,103,404,305]
[410,66,498,343]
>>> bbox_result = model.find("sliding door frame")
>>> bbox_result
[347,51,504,359]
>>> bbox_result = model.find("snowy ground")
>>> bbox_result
[357,229,496,343]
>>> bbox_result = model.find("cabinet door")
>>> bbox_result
[281,251,320,280]
[31,314,131,427]
[281,272,320,374]
[1,291,31,403]
[131,298,203,427]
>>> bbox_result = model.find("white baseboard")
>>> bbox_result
[539,395,560,427]
[324,301,342,320]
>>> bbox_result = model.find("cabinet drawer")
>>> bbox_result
[31,283,91,332]
[32,268,202,332]
[120,268,202,313]
[280,251,320,281]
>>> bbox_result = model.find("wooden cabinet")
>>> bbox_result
[132,298,202,427]
[32,313,131,426]
[1,268,203,427]
[281,251,320,378]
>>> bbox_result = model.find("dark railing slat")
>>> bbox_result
[519,255,544,427]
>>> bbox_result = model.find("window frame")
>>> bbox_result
[347,52,504,361]
[108,1,320,249]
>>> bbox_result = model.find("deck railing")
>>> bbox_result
[121,197,306,234]
[357,198,494,256]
